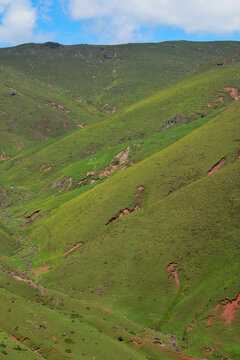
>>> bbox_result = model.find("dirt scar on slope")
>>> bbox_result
[166,263,180,289]
[207,157,226,176]
[221,292,240,324]
[224,87,240,100]
[131,335,204,360]
[63,241,84,256]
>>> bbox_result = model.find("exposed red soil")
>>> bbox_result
[35,266,50,277]
[166,263,180,289]
[64,241,84,256]
[76,123,87,128]
[204,347,215,355]
[99,146,130,178]
[206,292,240,328]
[80,147,131,186]
[46,102,70,114]
[9,334,20,342]
[207,157,226,176]
[63,122,67,129]
[205,315,214,328]
[106,205,141,224]
[15,267,24,277]
[34,347,47,360]
[167,191,173,196]
[43,166,53,171]
[23,338,30,343]
[131,335,202,360]
[221,292,240,324]
[236,153,240,159]
[133,340,142,346]
[106,186,144,224]
[78,176,89,186]
[86,170,96,176]
[101,308,113,314]
[224,87,240,100]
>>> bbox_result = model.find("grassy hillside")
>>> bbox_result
[1,41,240,110]
[0,65,106,158]
[0,41,240,360]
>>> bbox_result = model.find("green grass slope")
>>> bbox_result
[0,41,240,360]
[3,58,239,183]
[0,261,182,360]
[22,99,240,359]
[0,41,240,110]
[0,66,106,158]
[1,55,239,227]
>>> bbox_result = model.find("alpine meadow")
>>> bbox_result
[0,40,239,360]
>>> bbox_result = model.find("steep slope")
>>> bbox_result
[0,66,105,158]
[1,55,239,224]
[3,58,239,181]
[0,41,240,360]
[3,96,237,359]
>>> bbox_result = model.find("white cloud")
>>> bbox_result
[0,0,53,45]
[66,0,240,43]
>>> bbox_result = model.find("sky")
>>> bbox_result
[0,0,240,46]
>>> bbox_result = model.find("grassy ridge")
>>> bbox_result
[3,60,239,186]
[1,41,240,109]
[23,99,240,259]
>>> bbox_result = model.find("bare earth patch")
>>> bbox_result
[34,267,50,277]
[64,242,84,256]
[208,157,226,176]
[106,186,144,224]
[221,292,240,324]
[224,87,240,100]
[166,263,180,289]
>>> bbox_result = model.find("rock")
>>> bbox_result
[103,53,114,60]
[43,42,64,49]
[52,180,63,188]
